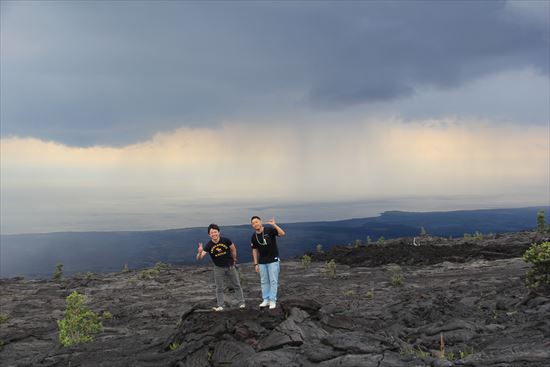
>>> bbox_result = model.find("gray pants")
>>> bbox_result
[213,265,245,307]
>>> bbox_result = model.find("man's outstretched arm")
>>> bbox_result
[268,217,285,237]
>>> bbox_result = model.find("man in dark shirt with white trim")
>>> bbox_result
[197,223,245,311]
[250,216,285,309]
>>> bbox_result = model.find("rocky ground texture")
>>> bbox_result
[1,231,549,366]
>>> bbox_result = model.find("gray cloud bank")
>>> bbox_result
[1,1,548,146]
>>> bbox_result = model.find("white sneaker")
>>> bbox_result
[239,303,246,309]
[269,301,276,309]
[212,306,223,312]
[259,300,269,308]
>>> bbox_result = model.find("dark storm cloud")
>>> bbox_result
[1,1,548,146]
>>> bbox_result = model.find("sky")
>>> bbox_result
[1,0,549,234]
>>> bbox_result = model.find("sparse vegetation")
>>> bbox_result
[366,236,372,245]
[400,344,430,358]
[139,268,160,280]
[365,288,374,300]
[301,254,311,269]
[0,314,8,325]
[377,236,385,245]
[464,233,472,240]
[53,263,63,281]
[101,311,113,320]
[325,259,337,279]
[343,289,356,297]
[473,231,483,240]
[401,339,474,361]
[316,244,323,253]
[459,346,475,359]
[420,226,427,236]
[537,210,547,233]
[169,342,179,351]
[85,272,94,280]
[389,265,403,286]
[138,261,168,280]
[354,239,362,248]
[522,241,550,292]
[154,261,169,271]
[57,291,103,347]
[121,264,129,273]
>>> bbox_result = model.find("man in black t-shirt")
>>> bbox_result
[197,223,245,311]
[250,216,286,309]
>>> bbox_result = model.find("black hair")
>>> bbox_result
[250,216,261,222]
[207,223,220,233]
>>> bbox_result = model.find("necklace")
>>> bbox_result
[255,231,267,246]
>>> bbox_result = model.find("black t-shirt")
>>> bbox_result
[203,237,234,268]
[250,226,279,264]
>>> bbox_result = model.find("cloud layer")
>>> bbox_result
[1,1,548,145]
[2,118,548,233]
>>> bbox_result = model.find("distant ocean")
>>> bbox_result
[1,193,544,235]
[1,206,548,278]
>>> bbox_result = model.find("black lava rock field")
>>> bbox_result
[1,231,548,366]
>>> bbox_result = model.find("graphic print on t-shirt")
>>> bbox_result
[204,237,234,267]
[211,243,228,257]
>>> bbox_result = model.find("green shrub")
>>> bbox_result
[366,236,372,245]
[522,242,550,292]
[121,264,129,273]
[154,261,169,271]
[365,288,374,300]
[389,265,404,286]
[420,226,427,236]
[101,311,113,320]
[473,231,483,240]
[377,236,385,245]
[463,233,472,240]
[459,347,475,359]
[53,263,63,281]
[139,268,160,280]
[301,254,311,269]
[316,244,323,254]
[325,260,337,279]
[537,210,546,232]
[0,314,8,324]
[343,289,356,297]
[57,291,103,347]
[85,272,94,280]
[354,239,362,248]
[400,344,430,358]
[169,342,179,351]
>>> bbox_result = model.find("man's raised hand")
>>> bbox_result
[268,217,276,226]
